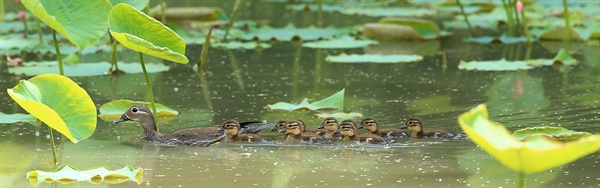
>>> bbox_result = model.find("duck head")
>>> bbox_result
[318,117,339,132]
[113,104,159,139]
[404,117,424,134]
[281,120,303,136]
[359,117,379,133]
[218,120,241,136]
[337,119,358,138]
[271,120,287,132]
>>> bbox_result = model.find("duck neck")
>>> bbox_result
[412,130,424,138]
[140,117,162,140]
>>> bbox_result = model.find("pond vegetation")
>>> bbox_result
[1,0,599,187]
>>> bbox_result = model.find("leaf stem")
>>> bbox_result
[47,125,58,166]
[317,0,323,27]
[35,18,43,43]
[197,27,213,69]
[139,52,158,129]
[518,172,525,188]
[456,0,475,37]
[520,5,531,44]
[224,0,242,41]
[52,30,64,76]
[562,0,571,41]
[501,0,515,36]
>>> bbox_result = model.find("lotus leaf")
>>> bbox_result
[527,49,578,66]
[108,0,149,10]
[362,23,422,41]
[326,53,423,63]
[379,18,440,40]
[458,59,534,71]
[458,104,600,174]
[9,61,169,77]
[212,41,272,50]
[513,127,592,142]
[238,24,351,41]
[27,165,143,185]
[98,100,179,121]
[7,74,96,143]
[21,0,112,49]
[340,7,436,17]
[286,4,343,12]
[302,36,378,49]
[464,33,529,44]
[109,3,189,64]
[0,112,36,124]
[0,38,39,51]
[314,112,363,120]
[267,89,344,112]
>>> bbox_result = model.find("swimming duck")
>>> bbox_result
[280,120,330,144]
[271,120,289,140]
[336,119,388,144]
[402,117,455,138]
[113,104,224,146]
[317,117,343,139]
[218,120,265,142]
[295,119,326,135]
[359,117,407,138]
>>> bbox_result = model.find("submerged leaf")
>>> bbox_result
[363,23,422,41]
[513,127,592,142]
[238,24,351,41]
[458,104,600,174]
[379,17,440,40]
[0,112,37,124]
[98,100,179,121]
[7,74,97,143]
[326,53,423,63]
[212,41,272,49]
[267,89,345,112]
[109,3,189,63]
[27,165,143,185]
[9,61,169,77]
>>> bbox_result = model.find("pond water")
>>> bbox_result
[1,0,599,187]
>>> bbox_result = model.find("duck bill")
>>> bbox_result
[279,128,287,133]
[317,124,325,129]
[357,124,364,129]
[113,115,130,124]
[333,129,340,134]
[270,127,278,131]
[400,125,408,129]
[217,127,225,132]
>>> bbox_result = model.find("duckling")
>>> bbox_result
[317,117,343,139]
[295,119,326,136]
[113,104,224,146]
[218,120,264,142]
[271,120,289,140]
[402,117,455,138]
[359,117,407,138]
[336,119,388,144]
[280,120,330,144]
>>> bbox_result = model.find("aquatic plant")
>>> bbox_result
[108,3,189,127]
[27,165,143,185]
[458,104,600,188]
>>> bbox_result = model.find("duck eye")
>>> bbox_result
[131,107,138,113]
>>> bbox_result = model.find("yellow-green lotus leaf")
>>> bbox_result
[27,165,143,185]
[109,3,188,64]
[7,74,97,143]
[458,104,600,174]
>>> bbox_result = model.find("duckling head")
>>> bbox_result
[360,117,379,133]
[405,117,424,134]
[271,120,287,132]
[338,119,358,137]
[318,117,339,132]
[219,120,241,136]
[283,120,303,136]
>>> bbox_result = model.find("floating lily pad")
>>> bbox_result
[9,61,169,77]
[109,3,189,63]
[314,112,363,120]
[362,23,423,41]
[458,59,534,71]
[458,104,600,174]
[267,89,345,112]
[286,4,343,12]
[27,165,143,185]
[302,36,378,49]
[379,17,440,40]
[212,41,272,49]
[513,127,593,142]
[326,53,423,63]
[527,48,578,66]
[0,37,40,51]
[21,0,112,49]
[340,7,436,17]
[98,100,179,121]
[7,74,97,143]
[238,24,351,41]
[0,112,36,124]
[464,33,529,44]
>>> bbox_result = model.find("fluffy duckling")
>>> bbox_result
[280,120,330,144]
[218,120,264,142]
[173,121,263,136]
[336,119,388,144]
[295,119,326,135]
[271,120,289,140]
[317,117,343,139]
[359,117,407,138]
[113,104,224,146]
[402,117,455,138]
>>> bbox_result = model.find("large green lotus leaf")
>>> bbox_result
[98,100,179,121]
[379,18,440,40]
[238,24,351,41]
[458,104,600,174]
[7,74,96,143]
[109,3,188,64]
[267,89,344,112]
[27,165,143,185]
[0,112,36,124]
[212,41,272,50]
[458,59,534,71]
[9,61,168,77]
[326,53,423,63]
[21,0,112,50]
[302,36,378,49]
[340,7,436,17]
[108,0,149,10]
[513,127,593,142]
